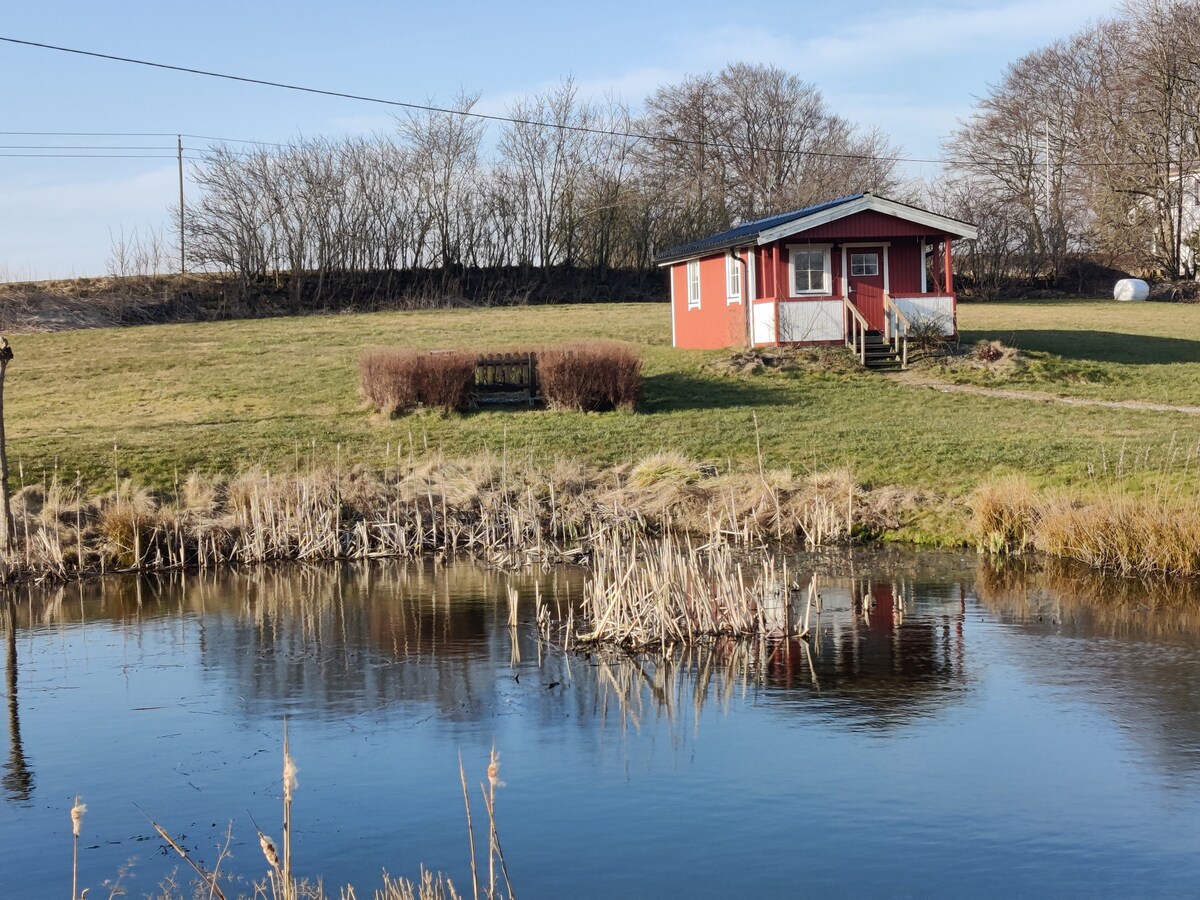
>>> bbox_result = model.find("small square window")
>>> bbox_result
[791,248,828,294]
[850,253,879,277]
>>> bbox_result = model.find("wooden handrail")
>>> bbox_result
[842,296,870,364]
[882,293,910,369]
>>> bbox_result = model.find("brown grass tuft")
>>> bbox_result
[969,476,1039,554]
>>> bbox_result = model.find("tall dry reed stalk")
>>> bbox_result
[0,453,870,586]
[577,532,817,650]
[282,721,297,899]
[71,794,86,900]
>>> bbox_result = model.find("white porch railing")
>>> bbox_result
[882,293,910,369]
[842,297,870,365]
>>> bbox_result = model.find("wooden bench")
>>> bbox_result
[474,352,538,405]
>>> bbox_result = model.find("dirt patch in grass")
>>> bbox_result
[909,339,1118,387]
[704,345,863,377]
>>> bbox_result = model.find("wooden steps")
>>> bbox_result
[861,331,903,370]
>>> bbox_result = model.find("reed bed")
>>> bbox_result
[0,453,870,585]
[576,531,818,650]
[969,476,1200,576]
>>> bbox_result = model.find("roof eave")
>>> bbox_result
[756,195,978,244]
[654,239,756,266]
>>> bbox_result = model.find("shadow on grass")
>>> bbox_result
[959,329,1200,365]
[464,372,803,415]
[639,371,801,413]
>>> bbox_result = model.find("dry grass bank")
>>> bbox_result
[0,452,892,585]
[970,475,1200,576]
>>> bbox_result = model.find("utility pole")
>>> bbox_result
[177,134,186,275]
[0,337,13,556]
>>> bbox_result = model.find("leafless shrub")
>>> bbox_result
[360,349,477,415]
[417,351,477,413]
[537,341,641,411]
[360,349,422,415]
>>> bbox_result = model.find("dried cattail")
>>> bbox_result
[487,749,504,791]
[71,795,87,837]
[283,751,299,798]
[259,832,280,871]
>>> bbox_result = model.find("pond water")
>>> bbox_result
[3,550,1200,897]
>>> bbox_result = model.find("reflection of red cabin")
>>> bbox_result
[656,194,978,359]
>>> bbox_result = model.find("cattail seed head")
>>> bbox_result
[283,752,299,799]
[487,749,504,790]
[259,832,280,871]
[71,795,87,837]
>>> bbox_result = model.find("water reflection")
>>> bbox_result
[773,578,969,727]
[5,554,1200,897]
[3,600,33,802]
[974,557,1200,778]
[6,556,1200,770]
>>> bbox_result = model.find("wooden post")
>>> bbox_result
[944,239,954,294]
[0,337,13,555]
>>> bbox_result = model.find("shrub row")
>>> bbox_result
[360,342,641,415]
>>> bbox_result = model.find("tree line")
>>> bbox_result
[179,64,904,306]
[156,0,1200,307]
[936,0,1200,291]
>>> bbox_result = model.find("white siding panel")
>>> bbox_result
[893,295,954,335]
[752,303,776,345]
[779,300,844,343]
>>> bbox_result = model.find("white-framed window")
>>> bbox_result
[726,251,741,303]
[850,252,879,277]
[686,260,701,309]
[789,246,831,295]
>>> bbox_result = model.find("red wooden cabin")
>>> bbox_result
[657,193,977,366]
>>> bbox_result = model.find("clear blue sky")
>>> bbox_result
[1,0,1117,280]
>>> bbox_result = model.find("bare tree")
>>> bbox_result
[400,91,487,270]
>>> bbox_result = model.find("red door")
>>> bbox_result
[847,247,885,331]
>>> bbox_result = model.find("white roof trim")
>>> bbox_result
[756,195,978,243]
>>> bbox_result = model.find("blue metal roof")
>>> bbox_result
[654,194,864,263]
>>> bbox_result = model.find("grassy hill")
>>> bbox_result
[5,298,1199,542]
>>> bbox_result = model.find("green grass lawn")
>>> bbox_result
[6,299,1200,542]
[955,298,1200,404]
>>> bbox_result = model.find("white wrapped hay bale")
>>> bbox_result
[1114,278,1149,301]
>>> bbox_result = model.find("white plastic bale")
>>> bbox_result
[1114,278,1149,302]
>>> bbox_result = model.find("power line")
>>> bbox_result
[0,34,940,166]
[0,129,292,149]
[0,144,178,150]
[1,35,1193,172]
[0,152,178,158]
[0,130,177,137]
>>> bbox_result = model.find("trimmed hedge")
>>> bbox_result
[360,342,641,415]
[359,349,476,414]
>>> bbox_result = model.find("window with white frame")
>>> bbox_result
[686,260,701,309]
[850,252,879,276]
[726,251,741,303]
[790,247,830,295]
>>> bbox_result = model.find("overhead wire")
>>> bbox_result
[0,33,946,166]
[0,35,1192,170]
